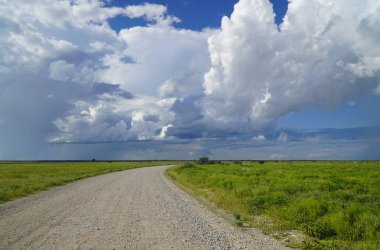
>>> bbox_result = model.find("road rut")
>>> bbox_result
[0,165,287,249]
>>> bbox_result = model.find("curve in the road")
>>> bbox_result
[0,166,287,250]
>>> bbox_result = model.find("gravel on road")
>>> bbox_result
[0,165,288,250]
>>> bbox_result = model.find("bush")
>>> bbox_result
[198,156,210,165]
[210,160,222,164]
[182,162,196,168]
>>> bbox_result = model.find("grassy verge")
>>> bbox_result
[167,161,380,249]
[0,161,178,203]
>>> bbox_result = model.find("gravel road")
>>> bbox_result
[0,165,287,250]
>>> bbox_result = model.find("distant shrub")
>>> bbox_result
[233,161,243,165]
[209,160,222,164]
[198,156,210,165]
[257,160,265,164]
[182,162,196,168]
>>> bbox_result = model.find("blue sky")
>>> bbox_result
[278,96,380,129]
[0,0,379,160]
[108,0,237,31]
[108,0,289,30]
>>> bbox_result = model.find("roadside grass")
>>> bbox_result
[167,161,380,249]
[0,161,178,203]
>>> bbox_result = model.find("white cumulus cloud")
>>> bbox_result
[124,3,180,26]
[203,0,380,131]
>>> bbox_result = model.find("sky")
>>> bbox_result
[0,0,379,160]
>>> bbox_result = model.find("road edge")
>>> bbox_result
[164,166,291,249]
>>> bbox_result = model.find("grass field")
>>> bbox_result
[167,161,380,249]
[0,161,177,203]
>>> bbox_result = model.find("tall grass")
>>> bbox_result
[0,161,177,203]
[167,161,380,249]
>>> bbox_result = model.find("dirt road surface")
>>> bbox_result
[0,166,287,250]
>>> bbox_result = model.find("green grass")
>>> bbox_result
[167,161,380,249]
[0,161,178,203]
